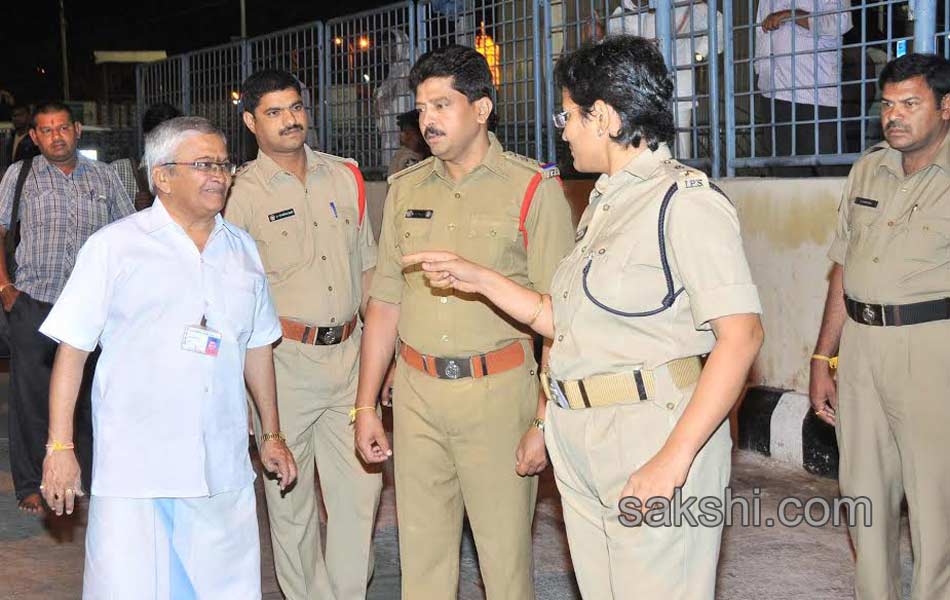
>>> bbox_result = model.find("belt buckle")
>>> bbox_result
[322,328,337,344]
[549,379,569,409]
[444,359,460,379]
[861,304,876,325]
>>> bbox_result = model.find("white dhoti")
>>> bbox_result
[83,485,260,600]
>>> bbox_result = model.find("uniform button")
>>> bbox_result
[345,218,350,225]
[330,317,336,323]
[581,246,587,253]
[872,257,879,263]
[602,204,610,211]
[529,370,535,376]
[887,221,894,227]
[313,221,319,227]
[321,255,327,260]
[328,286,334,291]
[441,334,449,342]
[448,223,456,230]
[900,188,908,192]
[923,225,930,231]
[490,229,497,237]
[557,334,564,341]
[666,402,675,410]
[562,291,568,299]
[281,230,288,236]
[405,232,411,238]
[440,297,448,304]
[454,192,461,199]
[598,248,606,255]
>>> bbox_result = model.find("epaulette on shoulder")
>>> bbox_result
[232,160,255,178]
[660,158,709,190]
[387,156,434,185]
[311,150,358,168]
[502,151,561,179]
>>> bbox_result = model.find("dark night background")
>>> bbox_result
[0,0,392,105]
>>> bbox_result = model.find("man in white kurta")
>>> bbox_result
[38,116,297,600]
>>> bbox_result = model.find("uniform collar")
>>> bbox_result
[145,197,233,238]
[592,143,672,197]
[424,132,507,184]
[255,144,323,183]
[877,129,950,176]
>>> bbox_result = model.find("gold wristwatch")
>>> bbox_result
[261,431,286,443]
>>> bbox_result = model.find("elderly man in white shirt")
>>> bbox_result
[754,0,852,165]
[38,116,297,600]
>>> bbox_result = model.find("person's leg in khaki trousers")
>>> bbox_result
[838,321,950,600]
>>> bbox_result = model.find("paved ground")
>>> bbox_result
[0,366,913,599]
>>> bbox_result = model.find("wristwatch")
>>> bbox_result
[261,431,286,443]
[531,417,545,432]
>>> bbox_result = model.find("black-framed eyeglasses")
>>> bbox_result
[161,161,236,176]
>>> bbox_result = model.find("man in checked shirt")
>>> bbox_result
[0,101,133,513]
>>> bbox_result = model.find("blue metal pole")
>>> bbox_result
[708,0,720,178]
[655,0,674,69]
[914,0,937,53]
[543,0,556,164]
[532,0,543,161]
[723,0,735,176]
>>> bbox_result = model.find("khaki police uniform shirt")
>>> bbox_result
[225,145,377,330]
[829,132,950,304]
[549,144,762,381]
[370,133,575,357]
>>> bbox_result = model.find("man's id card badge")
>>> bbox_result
[182,318,222,357]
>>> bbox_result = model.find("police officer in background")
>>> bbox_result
[353,44,574,599]
[404,35,763,599]
[810,53,950,600]
[225,69,382,600]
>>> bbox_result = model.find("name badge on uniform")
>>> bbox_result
[268,208,295,222]
[405,209,434,219]
[181,320,221,357]
[854,197,879,208]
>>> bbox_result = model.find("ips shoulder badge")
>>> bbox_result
[540,162,560,179]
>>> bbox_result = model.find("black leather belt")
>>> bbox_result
[845,296,950,327]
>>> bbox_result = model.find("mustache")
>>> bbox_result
[279,124,304,135]
[424,127,445,138]
[885,120,907,131]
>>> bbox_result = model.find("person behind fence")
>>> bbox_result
[6,105,39,166]
[809,52,950,600]
[38,115,297,599]
[388,109,430,177]
[754,0,852,168]
[605,0,723,160]
[352,44,575,600]
[0,101,134,514]
[403,35,764,600]
[112,102,182,211]
[225,68,383,600]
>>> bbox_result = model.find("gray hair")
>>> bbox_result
[143,116,227,191]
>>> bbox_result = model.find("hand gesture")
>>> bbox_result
[402,251,486,294]
[260,439,298,491]
[41,449,84,516]
[809,362,838,426]
[355,411,392,464]
[515,426,547,476]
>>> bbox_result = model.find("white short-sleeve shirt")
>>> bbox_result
[40,198,281,498]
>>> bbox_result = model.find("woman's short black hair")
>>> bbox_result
[555,35,675,151]
[878,53,950,106]
[409,44,497,129]
[240,69,302,115]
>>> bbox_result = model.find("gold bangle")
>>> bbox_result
[261,432,286,443]
[527,294,546,326]
[349,406,376,424]
[811,354,838,370]
[45,441,75,455]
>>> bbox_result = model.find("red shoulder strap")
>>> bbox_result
[519,169,563,249]
[342,162,366,227]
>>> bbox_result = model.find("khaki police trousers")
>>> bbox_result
[391,347,539,600]
[545,374,732,600]
[254,339,383,600]
[837,319,950,600]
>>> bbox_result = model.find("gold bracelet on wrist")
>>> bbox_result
[349,406,376,424]
[811,354,838,370]
[45,441,75,455]
[261,432,286,443]
[527,294,546,326]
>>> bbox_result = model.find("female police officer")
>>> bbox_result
[403,35,763,599]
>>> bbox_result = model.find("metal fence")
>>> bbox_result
[136,0,947,178]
